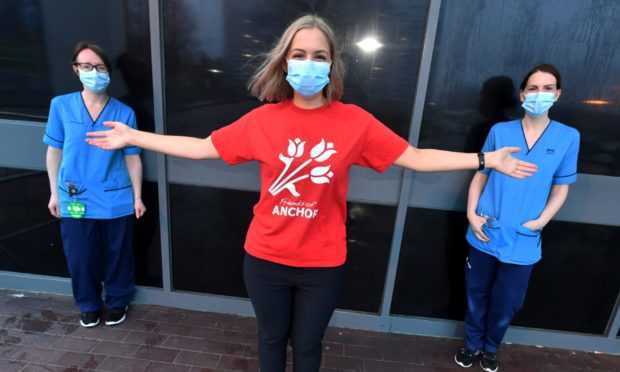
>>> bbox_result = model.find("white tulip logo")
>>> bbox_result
[268,138,337,196]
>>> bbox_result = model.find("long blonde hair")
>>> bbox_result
[248,15,345,103]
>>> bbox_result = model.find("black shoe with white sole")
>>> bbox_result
[105,305,128,326]
[80,311,100,328]
[454,348,480,368]
[480,351,499,372]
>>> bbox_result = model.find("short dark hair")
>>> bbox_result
[519,64,561,91]
[72,41,112,73]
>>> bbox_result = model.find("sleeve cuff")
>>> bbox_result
[122,146,142,155]
[43,134,63,149]
[552,173,577,185]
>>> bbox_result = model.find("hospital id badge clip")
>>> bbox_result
[67,183,86,219]
[67,201,85,218]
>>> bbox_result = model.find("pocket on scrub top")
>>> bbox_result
[516,224,541,237]
[480,218,507,246]
[64,119,85,136]
[511,225,542,263]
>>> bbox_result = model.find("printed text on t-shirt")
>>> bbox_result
[272,198,319,219]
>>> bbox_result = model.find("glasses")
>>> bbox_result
[73,62,108,73]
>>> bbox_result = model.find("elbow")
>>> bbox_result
[394,146,421,170]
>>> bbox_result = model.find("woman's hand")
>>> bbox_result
[522,219,543,231]
[468,213,490,242]
[486,147,538,178]
[134,198,147,219]
[86,121,132,150]
[48,194,60,218]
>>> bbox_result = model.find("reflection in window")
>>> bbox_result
[163,0,427,138]
[0,167,67,276]
[0,0,153,123]
[419,0,620,176]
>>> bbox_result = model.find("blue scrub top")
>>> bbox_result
[466,119,580,265]
[43,92,141,219]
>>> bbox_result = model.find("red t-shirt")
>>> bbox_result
[211,100,409,267]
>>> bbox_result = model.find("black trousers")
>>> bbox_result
[243,253,345,372]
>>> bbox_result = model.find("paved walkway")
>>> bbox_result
[0,289,618,371]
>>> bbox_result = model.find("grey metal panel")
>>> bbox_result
[379,0,443,318]
[0,272,73,296]
[0,118,158,180]
[166,157,405,204]
[607,293,620,339]
[0,119,47,170]
[140,151,158,181]
[167,157,260,191]
[148,0,172,294]
[407,171,620,226]
[4,30,616,220]
[0,271,254,316]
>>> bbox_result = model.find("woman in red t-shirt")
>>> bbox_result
[87,14,536,372]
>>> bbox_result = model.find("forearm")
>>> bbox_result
[467,172,489,218]
[394,146,492,172]
[536,185,570,226]
[46,147,62,195]
[125,155,143,199]
[127,129,220,160]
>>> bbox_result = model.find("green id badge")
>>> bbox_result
[67,202,86,218]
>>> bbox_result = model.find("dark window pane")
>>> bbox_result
[419,0,620,176]
[391,208,468,321]
[163,0,427,137]
[341,202,396,313]
[0,167,162,287]
[0,0,154,126]
[134,181,163,288]
[169,185,254,298]
[392,207,620,335]
[0,168,67,276]
[170,184,395,313]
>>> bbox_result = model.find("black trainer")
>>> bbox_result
[480,351,499,372]
[80,311,100,328]
[454,348,480,368]
[105,305,128,326]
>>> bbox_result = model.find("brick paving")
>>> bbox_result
[0,289,618,371]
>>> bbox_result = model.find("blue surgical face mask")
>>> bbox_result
[521,92,555,117]
[79,69,110,94]
[286,59,331,97]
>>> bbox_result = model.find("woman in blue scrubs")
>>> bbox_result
[44,41,146,328]
[454,64,580,372]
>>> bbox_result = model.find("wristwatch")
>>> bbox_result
[477,152,485,170]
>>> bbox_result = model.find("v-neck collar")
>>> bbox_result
[520,119,553,155]
[80,91,110,125]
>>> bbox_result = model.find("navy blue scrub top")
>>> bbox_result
[466,119,580,265]
[43,92,141,219]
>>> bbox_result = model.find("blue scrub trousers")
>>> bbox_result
[60,216,135,312]
[464,245,533,353]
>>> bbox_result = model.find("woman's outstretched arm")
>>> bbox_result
[393,145,537,178]
[86,121,220,160]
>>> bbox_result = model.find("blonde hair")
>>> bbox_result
[248,15,345,103]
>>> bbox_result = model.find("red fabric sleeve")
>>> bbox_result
[210,111,255,165]
[355,115,409,172]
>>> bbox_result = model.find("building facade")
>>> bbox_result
[0,0,618,353]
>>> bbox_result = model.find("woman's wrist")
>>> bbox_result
[127,127,137,146]
[484,151,497,170]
